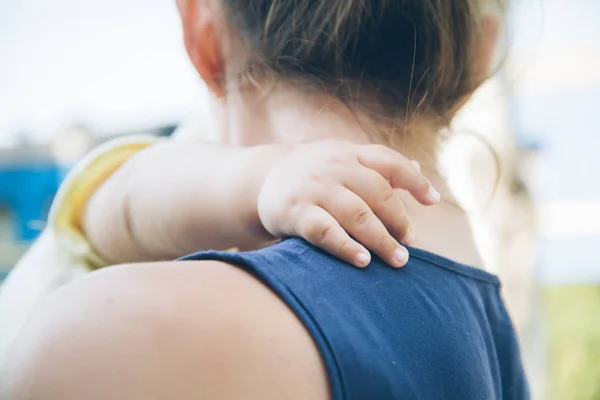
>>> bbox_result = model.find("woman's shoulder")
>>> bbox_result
[1,260,329,400]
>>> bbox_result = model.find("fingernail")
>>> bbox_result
[403,230,415,246]
[394,248,409,267]
[355,252,370,267]
[427,187,441,203]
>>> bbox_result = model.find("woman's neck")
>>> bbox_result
[220,89,485,268]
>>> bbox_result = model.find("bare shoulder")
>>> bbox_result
[1,260,330,400]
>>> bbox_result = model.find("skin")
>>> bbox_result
[0,261,330,400]
[84,139,438,269]
[0,0,501,398]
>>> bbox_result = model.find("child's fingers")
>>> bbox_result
[411,160,421,172]
[292,204,371,268]
[357,145,440,205]
[377,195,414,246]
[319,188,409,268]
[343,167,414,244]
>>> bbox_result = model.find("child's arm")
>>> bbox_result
[83,141,286,264]
[84,140,439,267]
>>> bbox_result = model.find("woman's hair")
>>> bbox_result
[224,0,503,136]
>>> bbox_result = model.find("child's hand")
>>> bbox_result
[257,140,440,268]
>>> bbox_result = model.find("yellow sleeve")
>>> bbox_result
[50,135,161,270]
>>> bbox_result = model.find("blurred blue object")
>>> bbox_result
[0,163,64,241]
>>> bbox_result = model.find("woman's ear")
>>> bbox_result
[177,0,227,97]
[474,15,502,80]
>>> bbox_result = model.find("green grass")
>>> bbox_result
[542,285,600,400]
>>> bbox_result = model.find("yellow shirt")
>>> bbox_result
[53,135,159,270]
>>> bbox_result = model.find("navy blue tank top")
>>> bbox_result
[181,238,529,400]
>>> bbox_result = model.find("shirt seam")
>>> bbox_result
[408,251,501,287]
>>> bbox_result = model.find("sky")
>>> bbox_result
[506,2,600,204]
[506,0,600,282]
[0,0,202,146]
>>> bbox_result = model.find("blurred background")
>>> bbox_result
[0,1,598,399]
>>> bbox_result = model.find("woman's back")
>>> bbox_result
[182,238,529,400]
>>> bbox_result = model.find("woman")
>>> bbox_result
[1,0,528,399]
